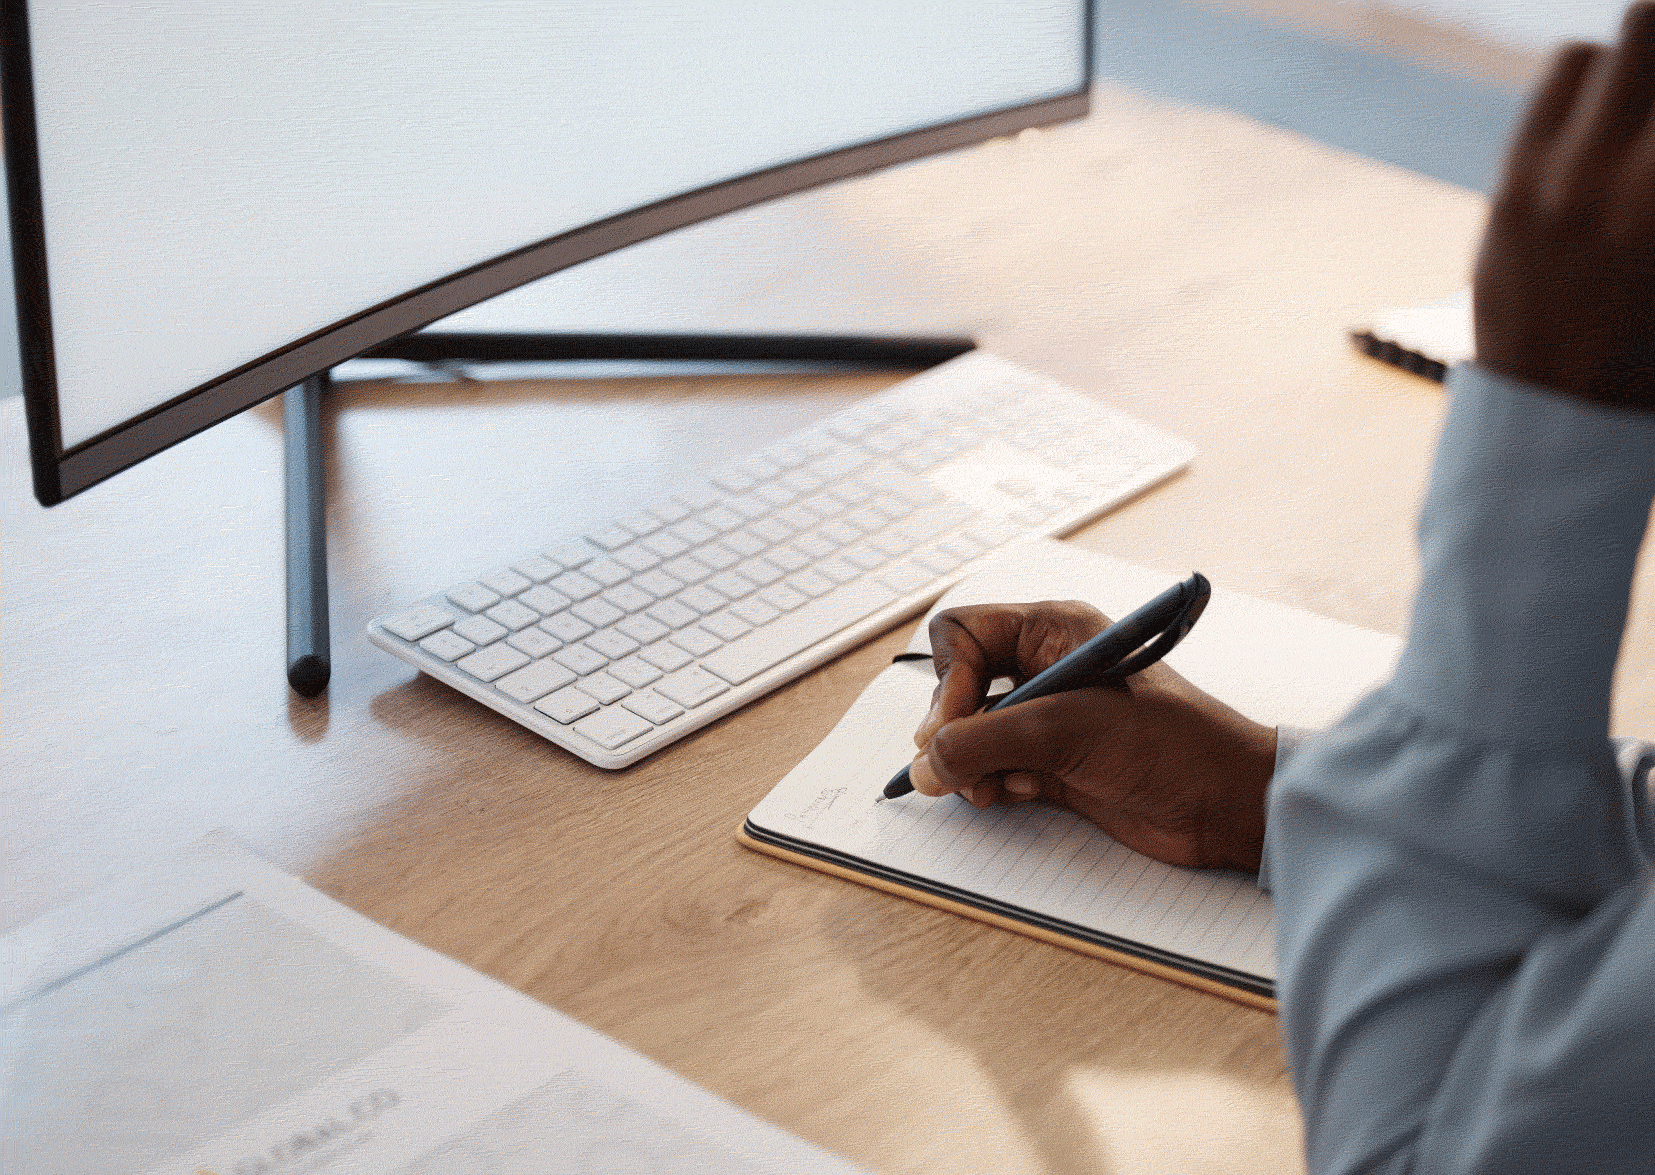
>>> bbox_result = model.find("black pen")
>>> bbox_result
[878,572,1211,801]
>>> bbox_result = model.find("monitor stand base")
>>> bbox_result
[284,331,975,696]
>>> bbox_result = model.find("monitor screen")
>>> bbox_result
[7,1,1090,503]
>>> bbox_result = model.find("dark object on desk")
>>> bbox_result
[881,571,1212,799]
[1349,331,1448,383]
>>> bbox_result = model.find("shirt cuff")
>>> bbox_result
[1389,362,1655,740]
[1255,725,1314,894]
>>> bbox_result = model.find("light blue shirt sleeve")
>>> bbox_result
[1263,362,1655,1175]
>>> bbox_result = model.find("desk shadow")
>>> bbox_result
[816,864,1291,1174]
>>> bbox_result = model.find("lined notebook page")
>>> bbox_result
[747,541,1403,982]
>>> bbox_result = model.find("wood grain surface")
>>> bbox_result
[6,70,1650,1175]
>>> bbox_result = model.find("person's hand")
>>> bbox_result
[1473,1,1655,410]
[907,600,1277,872]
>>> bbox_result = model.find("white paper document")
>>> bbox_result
[0,834,869,1175]
[747,541,1403,988]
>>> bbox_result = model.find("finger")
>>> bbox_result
[1003,771,1044,798]
[1498,42,1599,200]
[921,601,1108,741]
[1555,5,1655,186]
[922,692,1102,795]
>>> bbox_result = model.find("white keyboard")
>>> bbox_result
[368,353,1194,768]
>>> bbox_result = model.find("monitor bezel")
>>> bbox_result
[6,1,1094,506]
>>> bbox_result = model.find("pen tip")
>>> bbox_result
[874,795,886,804]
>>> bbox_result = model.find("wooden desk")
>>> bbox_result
[5,81,1650,1174]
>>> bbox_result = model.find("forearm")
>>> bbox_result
[1265,363,1655,1174]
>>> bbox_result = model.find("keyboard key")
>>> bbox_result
[586,525,634,551]
[739,456,781,481]
[700,506,743,532]
[654,666,730,709]
[736,558,784,586]
[876,562,933,594]
[572,599,625,628]
[584,559,630,587]
[447,582,500,612]
[621,690,683,725]
[616,614,670,644]
[496,658,576,703]
[841,544,887,570]
[867,533,910,558]
[940,536,987,561]
[586,628,640,659]
[820,521,862,545]
[711,469,755,493]
[458,643,530,682]
[776,505,819,529]
[671,519,717,545]
[511,555,560,583]
[418,630,475,661]
[779,472,823,495]
[485,599,541,631]
[913,549,962,574]
[645,599,699,629]
[793,534,835,559]
[816,558,858,584]
[641,532,690,558]
[573,706,654,750]
[609,656,663,688]
[540,612,595,643]
[576,671,631,705]
[758,584,807,611]
[676,584,727,614]
[550,570,601,600]
[754,485,796,509]
[723,530,766,557]
[617,512,662,536]
[749,518,793,543]
[846,508,887,531]
[669,626,723,656]
[507,627,561,658]
[694,542,739,571]
[767,546,809,572]
[708,571,756,599]
[519,585,573,615]
[729,598,780,627]
[701,612,752,641]
[552,643,609,675]
[383,604,455,641]
[701,580,900,686]
[663,556,711,583]
[675,485,721,511]
[613,544,661,572]
[479,568,531,597]
[534,686,599,724]
[632,570,685,599]
[785,570,833,598]
[639,640,694,672]
[726,495,769,520]
[543,543,594,569]
[601,583,654,613]
[454,614,508,646]
[646,498,690,523]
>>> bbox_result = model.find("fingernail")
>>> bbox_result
[915,702,941,747]
[960,786,980,805]
[910,754,941,796]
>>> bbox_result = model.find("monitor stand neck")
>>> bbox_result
[284,331,975,696]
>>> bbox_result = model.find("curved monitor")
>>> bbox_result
[6,1,1091,505]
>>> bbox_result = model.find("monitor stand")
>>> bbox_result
[284,330,975,695]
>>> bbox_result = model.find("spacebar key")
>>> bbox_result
[700,580,900,685]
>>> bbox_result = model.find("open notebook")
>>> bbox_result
[740,541,1401,1009]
